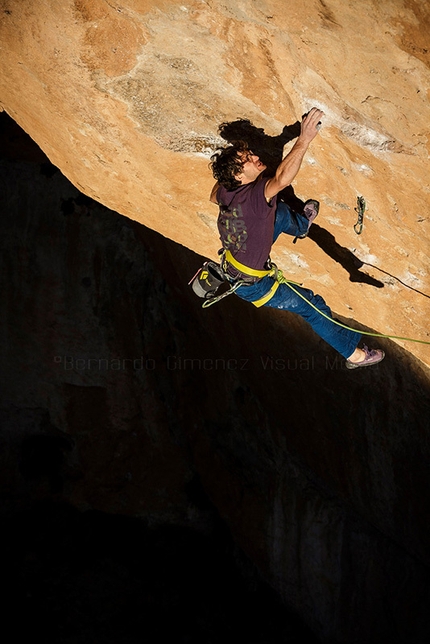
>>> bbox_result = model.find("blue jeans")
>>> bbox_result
[235,202,361,358]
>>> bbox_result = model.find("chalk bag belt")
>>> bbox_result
[223,250,302,308]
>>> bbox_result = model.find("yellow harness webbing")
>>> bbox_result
[224,250,271,279]
[223,250,301,308]
[252,281,281,307]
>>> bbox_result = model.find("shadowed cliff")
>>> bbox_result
[1,119,430,643]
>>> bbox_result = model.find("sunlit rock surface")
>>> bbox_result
[0,0,429,363]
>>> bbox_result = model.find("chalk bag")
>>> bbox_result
[188,261,227,299]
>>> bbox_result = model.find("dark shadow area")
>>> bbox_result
[2,111,430,644]
[306,224,385,287]
[3,500,319,644]
[20,434,73,494]
[0,110,52,165]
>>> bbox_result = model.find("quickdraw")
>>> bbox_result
[354,196,366,235]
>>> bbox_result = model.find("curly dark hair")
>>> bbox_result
[209,141,250,191]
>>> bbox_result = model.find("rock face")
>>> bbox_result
[1,124,430,642]
[0,0,429,364]
[1,0,430,641]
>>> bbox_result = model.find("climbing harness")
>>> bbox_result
[354,196,366,234]
[223,250,272,280]
[189,251,302,309]
[222,250,302,308]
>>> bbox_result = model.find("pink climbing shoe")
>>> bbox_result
[346,345,385,370]
[303,199,320,229]
[295,199,320,241]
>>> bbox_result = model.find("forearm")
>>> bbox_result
[264,138,309,200]
[275,136,310,187]
[265,107,323,200]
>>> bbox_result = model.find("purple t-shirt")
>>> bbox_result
[216,176,276,271]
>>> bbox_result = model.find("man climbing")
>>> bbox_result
[209,107,385,369]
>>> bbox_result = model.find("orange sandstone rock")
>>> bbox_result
[0,0,429,363]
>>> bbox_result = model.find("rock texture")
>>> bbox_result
[1,1,430,641]
[0,0,429,364]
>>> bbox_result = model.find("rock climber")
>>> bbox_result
[209,107,385,369]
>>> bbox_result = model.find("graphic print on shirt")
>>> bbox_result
[218,203,248,252]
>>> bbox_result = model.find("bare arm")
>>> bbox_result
[210,181,219,204]
[264,107,324,201]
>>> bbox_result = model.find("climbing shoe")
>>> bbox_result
[303,199,320,228]
[346,345,385,369]
[294,199,320,242]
